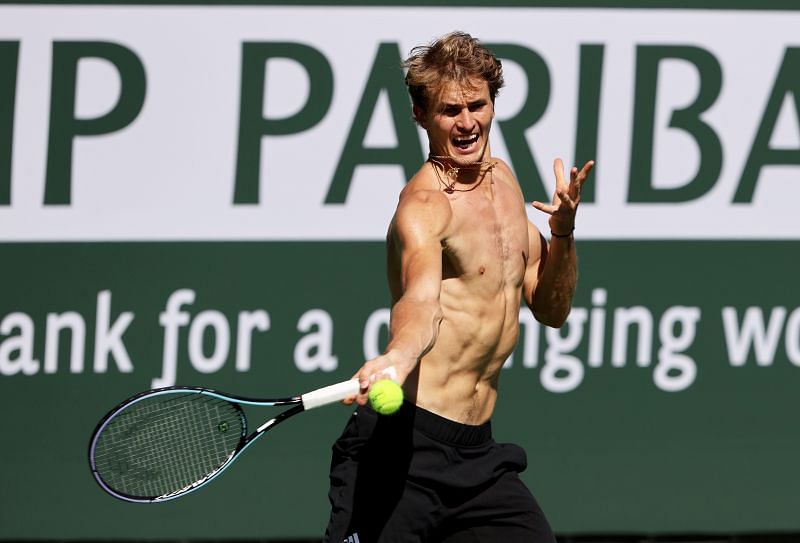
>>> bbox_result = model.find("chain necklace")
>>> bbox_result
[428,155,497,194]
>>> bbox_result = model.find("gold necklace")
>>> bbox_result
[428,155,497,194]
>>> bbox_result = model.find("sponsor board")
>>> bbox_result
[0,6,798,240]
[0,241,798,537]
[1,3,799,539]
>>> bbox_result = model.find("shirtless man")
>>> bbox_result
[324,31,593,542]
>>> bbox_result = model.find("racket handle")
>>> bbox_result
[301,366,398,410]
[301,378,360,410]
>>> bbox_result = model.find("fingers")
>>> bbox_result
[532,199,571,216]
[552,157,566,188]
[358,365,396,389]
[342,372,360,405]
[531,200,554,215]
[533,186,573,213]
[558,159,595,200]
[352,363,399,405]
[579,160,595,177]
[556,184,574,206]
[567,166,581,201]
[574,160,594,191]
[533,158,594,228]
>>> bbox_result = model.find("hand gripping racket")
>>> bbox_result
[88,372,383,504]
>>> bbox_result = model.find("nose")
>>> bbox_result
[455,109,475,131]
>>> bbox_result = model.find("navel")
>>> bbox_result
[479,266,486,275]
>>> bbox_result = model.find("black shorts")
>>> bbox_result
[323,402,556,543]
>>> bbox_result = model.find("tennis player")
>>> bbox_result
[325,31,593,542]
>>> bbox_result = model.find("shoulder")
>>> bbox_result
[491,157,515,177]
[490,158,525,199]
[390,165,453,244]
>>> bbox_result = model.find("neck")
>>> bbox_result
[427,155,497,194]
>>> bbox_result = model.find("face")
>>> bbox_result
[414,78,495,165]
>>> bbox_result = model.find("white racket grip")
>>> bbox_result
[300,367,398,410]
[301,378,360,410]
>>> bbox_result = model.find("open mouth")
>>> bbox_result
[452,134,479,150]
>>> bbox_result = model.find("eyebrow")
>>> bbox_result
[441,98,487,109]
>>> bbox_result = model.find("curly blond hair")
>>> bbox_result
[403,31,504,115]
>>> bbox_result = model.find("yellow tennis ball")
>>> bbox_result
[368,379,404,415]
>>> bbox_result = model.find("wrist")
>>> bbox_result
[383,346,418,367]
[550,226,574,238]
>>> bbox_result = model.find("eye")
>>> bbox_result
[443,106,460,116]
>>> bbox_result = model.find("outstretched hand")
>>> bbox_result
[532,158,594,236]
[342,351,412,406]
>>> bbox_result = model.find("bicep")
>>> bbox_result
[392,191,451,302]
[399,241,443,302]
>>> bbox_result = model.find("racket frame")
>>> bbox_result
[88,375,367,503]
[89,387,305,504]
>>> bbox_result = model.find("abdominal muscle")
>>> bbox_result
[405,282,522,425]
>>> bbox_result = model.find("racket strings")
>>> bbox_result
[93,392,245,499]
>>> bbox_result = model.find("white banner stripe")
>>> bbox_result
[1,7,799,240]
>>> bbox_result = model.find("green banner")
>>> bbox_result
[1,241,798,538]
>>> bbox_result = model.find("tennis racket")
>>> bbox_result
[88,371,386,504]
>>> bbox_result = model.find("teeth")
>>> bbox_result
[454,134,478,144]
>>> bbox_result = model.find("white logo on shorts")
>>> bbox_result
[344,533,360,543]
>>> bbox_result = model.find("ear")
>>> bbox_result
[412,105,428,129]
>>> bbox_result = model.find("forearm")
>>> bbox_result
[530,234,577,327]
[385,297,444,370]
[527,157,592,327]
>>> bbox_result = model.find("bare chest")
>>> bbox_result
[442,184,529,288]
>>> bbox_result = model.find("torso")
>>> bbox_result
[387,159,534,424]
